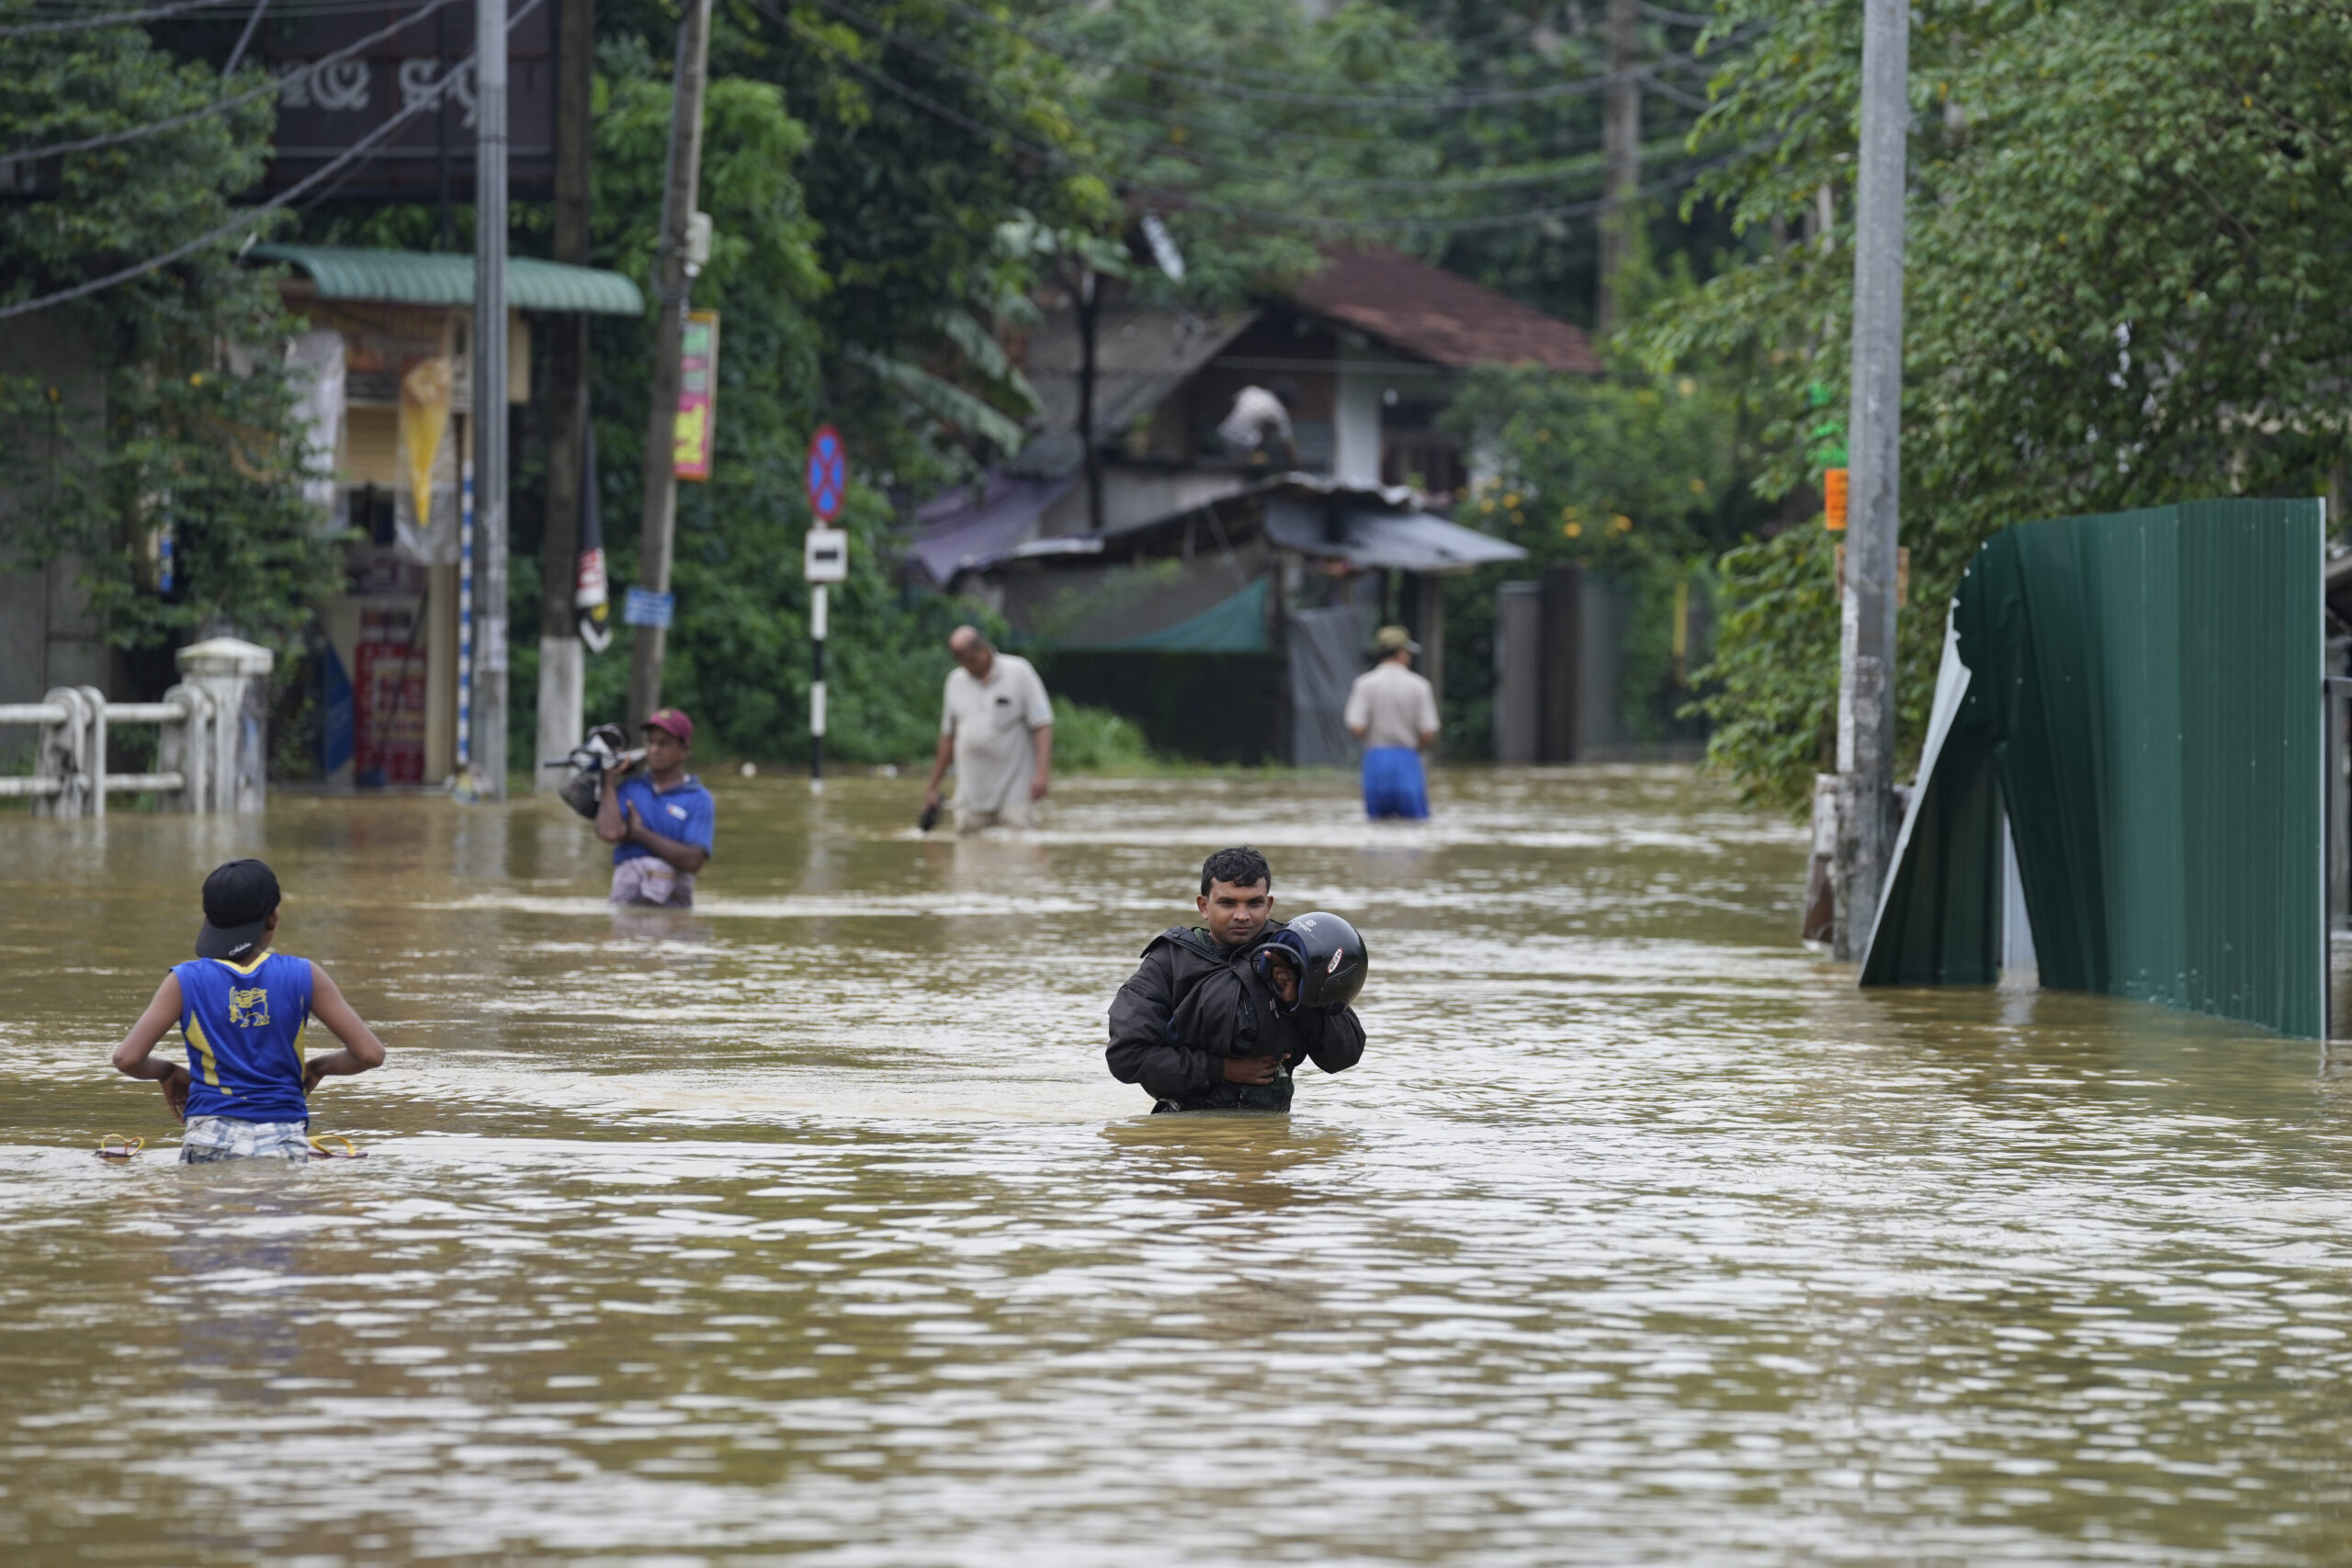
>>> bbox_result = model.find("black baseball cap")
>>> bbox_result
[196,859,280,962]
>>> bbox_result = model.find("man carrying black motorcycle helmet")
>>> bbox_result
[1105,846,1368,1112]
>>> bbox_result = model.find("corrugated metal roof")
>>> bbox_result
[249,244,644,317]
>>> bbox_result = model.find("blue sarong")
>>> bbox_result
[1362,746,1430,819]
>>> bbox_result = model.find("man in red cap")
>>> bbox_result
[596,708,715,907]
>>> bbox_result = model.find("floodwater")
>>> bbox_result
[6,769,2352,1565]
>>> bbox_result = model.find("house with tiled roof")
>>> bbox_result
[905,250,1592,763]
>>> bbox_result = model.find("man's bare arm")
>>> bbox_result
[623,804,709,872]
[303,964,386,1093]
[111,975,191,1120]
[922,730,955,809]
[1029,723,1053,800]
[594,759,629,843]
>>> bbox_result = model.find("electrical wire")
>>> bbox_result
[804,0,1716,196]
[1,0,464,164]
[0,0,242,39]
[927,0,1759,112]
[773,5,1745,235]
[0,0,545,321]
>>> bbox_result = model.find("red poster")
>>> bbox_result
[673,310,719,481]
[354,609,427,784]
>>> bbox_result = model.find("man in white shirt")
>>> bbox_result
[923,626,1056,833]
[1343,624,1440,819]
[1217,383,1299,468]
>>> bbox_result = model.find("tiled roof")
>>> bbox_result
[1291,248,1600,375]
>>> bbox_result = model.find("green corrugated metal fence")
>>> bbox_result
[1863,500,2324,1038]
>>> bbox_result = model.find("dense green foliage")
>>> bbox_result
[1640,0,2352,811]
[0,13,340,669]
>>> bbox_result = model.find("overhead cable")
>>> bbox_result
[923,0,1759,112]
[1,0,463,164]
[0,0,544,321]
[0,0,241,39]
[803,0,1711,194]
[770,5,1744,236]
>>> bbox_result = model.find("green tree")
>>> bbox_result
[1642,0,2352,812]
[0,13,340,670]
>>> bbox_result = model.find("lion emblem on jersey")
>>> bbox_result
[228,987,270,1028]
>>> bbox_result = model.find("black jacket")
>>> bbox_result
[1105,919,1366,1107]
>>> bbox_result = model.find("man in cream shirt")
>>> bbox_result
[1344,624,1440,819]
[923,626,1056,832]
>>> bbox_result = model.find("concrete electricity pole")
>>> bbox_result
[1832,0,1910,960]
[536,0,594,791]
[1597,0,1641,334]
[471,0,510,799]
[626,0,714,729]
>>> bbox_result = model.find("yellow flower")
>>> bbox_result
[1504,492,1521,509]
[1611,513,1633,533]
[1677,378,1696,398]
[189,372,205,387]
[1564,522,1582,539]
[1689,478,1707,495]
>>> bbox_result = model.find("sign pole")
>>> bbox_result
[809,585,827,783]
[803,423,849,790]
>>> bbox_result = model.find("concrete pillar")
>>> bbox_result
[536,634,583,784]
[176,637,274,814]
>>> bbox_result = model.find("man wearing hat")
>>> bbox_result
[596,707,715,907]
[1344,625,1441,819]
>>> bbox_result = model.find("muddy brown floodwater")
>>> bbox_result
[6,767,2352,1564]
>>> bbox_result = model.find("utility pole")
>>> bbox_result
[1832,0,1910,960]
[1076,265,1102,530]
[470,0,510,798]
[536,0,593,790]
[1597,0,1641,334]
[626,0,713,728]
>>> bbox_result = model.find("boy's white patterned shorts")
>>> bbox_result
[179,1116,310,1164]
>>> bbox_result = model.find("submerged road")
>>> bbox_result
[4,768,2351,1564]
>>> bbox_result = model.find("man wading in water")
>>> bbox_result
[1107,846,1368,1112]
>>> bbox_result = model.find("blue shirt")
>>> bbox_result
[612,773,715,865]
[172,952,315,1122]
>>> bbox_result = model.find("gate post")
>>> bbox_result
[34,688,87,819]
[76,685,107,819]
[157,683,214,812]
[175,638,274,814]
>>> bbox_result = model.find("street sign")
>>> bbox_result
[806,423,846,522]
[623,587,674,628]
[804,528,848,584]
[673,311,719,481]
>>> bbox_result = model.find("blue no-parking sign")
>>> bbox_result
[806,424,846,523]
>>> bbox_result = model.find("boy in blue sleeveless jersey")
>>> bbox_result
[109,859,387,1163]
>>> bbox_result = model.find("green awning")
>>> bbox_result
[249,244,644,316]
[1084,578,1271,653]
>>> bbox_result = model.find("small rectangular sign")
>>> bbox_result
[673,310,719,481]
[804,527,848,583]
[1823,467,1849,532]
[623,586,674,628]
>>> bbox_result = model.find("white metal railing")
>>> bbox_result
[2,683,219,817]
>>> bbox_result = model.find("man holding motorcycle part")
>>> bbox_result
[594,708,715,908]
[1106,845,1367,1112]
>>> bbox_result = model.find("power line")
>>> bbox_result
[770,5,1742,236]
[0,0,546,321]
[1,0,463,164]
[0,0,240,39]
[805,0,1715,196]
[928,0,1760,112]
